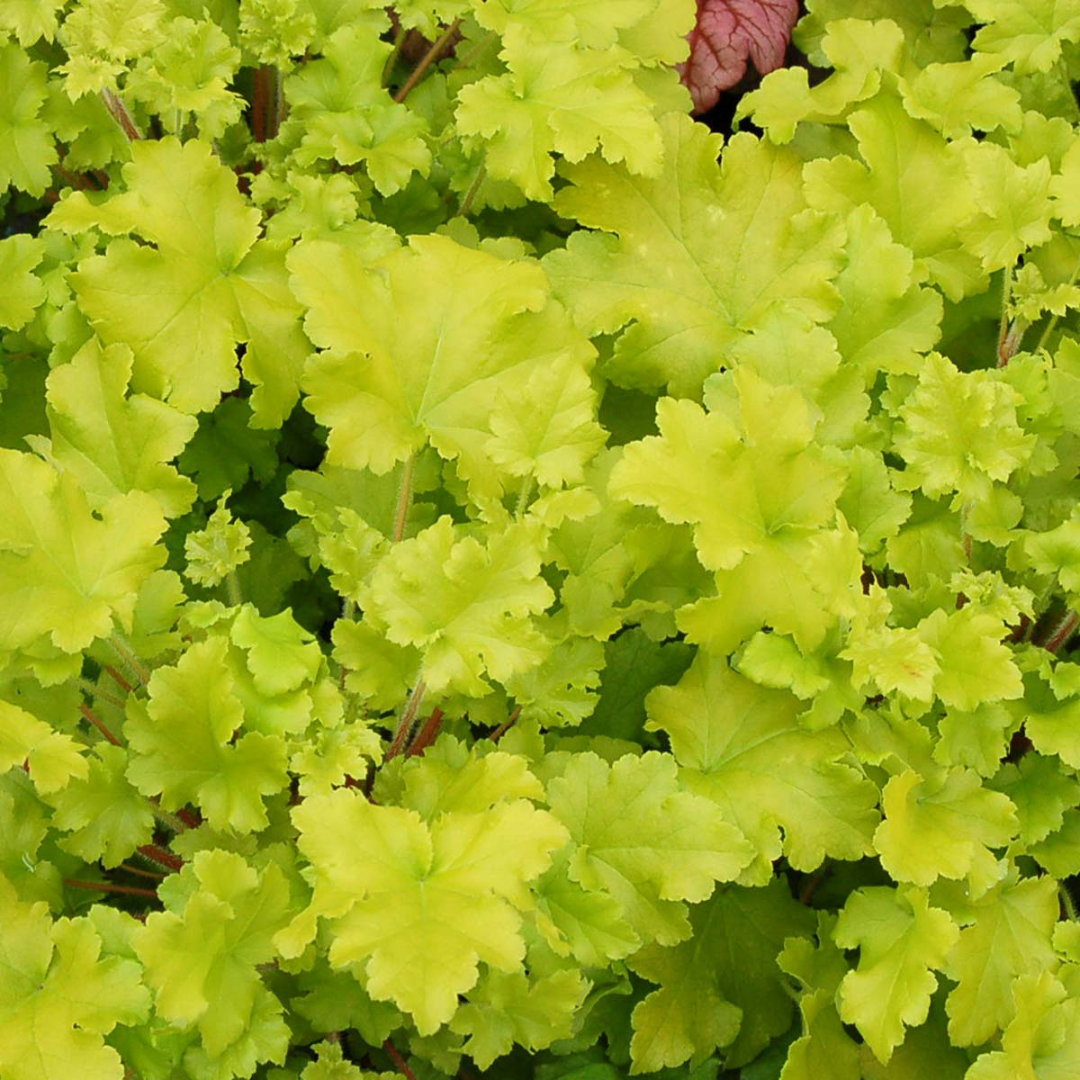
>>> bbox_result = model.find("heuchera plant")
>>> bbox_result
[6,0,1080,1077]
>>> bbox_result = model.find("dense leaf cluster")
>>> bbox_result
[5,1,1080,1079]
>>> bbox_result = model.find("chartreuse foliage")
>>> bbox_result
[10,1,1080,1078]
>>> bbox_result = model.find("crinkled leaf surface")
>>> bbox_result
[49,137,308,424]
[284,787,568,1034]
[0,450,166,657]
[835,886,959,1064]
[646,654,880,883]
[544,111,844,398]
[545,751,755,945]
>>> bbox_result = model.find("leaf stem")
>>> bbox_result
[393,19,461,103]
[1044,609,1079,653]
[226,570,242,607]
[65,878,159,899]
[387,679,427,760]
[79,679,126,711]
[104,664,134,693]
[1061,883,1078,921]
[514,475,534,518]
[382,26,408,88]
[79,702,122,746]
[393,454,415,542]
[406,707,445,757]
[109,631,151,686]
[119,862,167,879]
[137,844,183,873]
[490,705,521,743]
[100,89,142,140]
[456,163,487,217]
[383,1040,419,1080]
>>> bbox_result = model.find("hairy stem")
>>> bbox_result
[406,707,445,757]
[393,454,416,542]
[387,680,427,761]
[137,844,184,873]
[79,702,121,746]
[456,163,487,217]
[490,705,521,743]
[109,631,151,686]
[393,19,461,103]
[384,1040,419,1080]
[1061,883,1078,921]
[119,862,168,879]
[514,475,534,518]
[382,25,408,87]
[79,678,126,711]
[1044,609,1079,653]
[66,878,159,899]
[100,89,142,140]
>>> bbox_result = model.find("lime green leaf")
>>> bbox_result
[125,637,289,833]
[965,971,1080,1080]
[901,53,1023,139]
[332,618,422,711]
[968,0,1080,74]
[942,873,1059,1046]
[485,356,607,489]
[0,877,150,1080]
[738,17,905,142]
[779,913,862,1080]
[184,494,253,589]
[0,43,56,195]
[50,137,308,424]
[49,744,154,867]
[916,607,1024,711]
[281,24,430,196]
[135,850,291,1058]
[359,517,553,696]
[803,95,984,300]
[125,16,243,139]
[450,969,589,1069]
[826,206,942,382]
[0,450,166,657]
[239,0,318,66]
[546,751,753,946]
[284,788,568,1034]
[874,768,1018,891]
[0,234,46,329]
[504,635,604,729]
[293,232,593,496]
[610,370,847,573]
[58,0,168,95]
[646,654,880,883]
[835,886,959,1064]
[629,879,814,1072]
[544,111,844,397]
[991,753,1080,845]
[893,353,1035,504]
[230,605,323,697]
[30,339,198,518]
[456,27,663,202]
[958,142,1054,272]
[0,0,67,44]
[0,700,88,795]
[531,847,640,966]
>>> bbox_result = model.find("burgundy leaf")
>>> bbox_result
[680,0,799,114]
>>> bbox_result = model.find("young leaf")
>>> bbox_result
[135,850,292,1059]
[545,751,755,945]
[545,111,844,398]
[125,637,289,833]
[0,877,150,1080]
[834,886,959,1064]
[645,654,880,883]
[49,137,308,424]
[283,788,568,1034]
[0,450,166,658]
[681,0,799,114]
